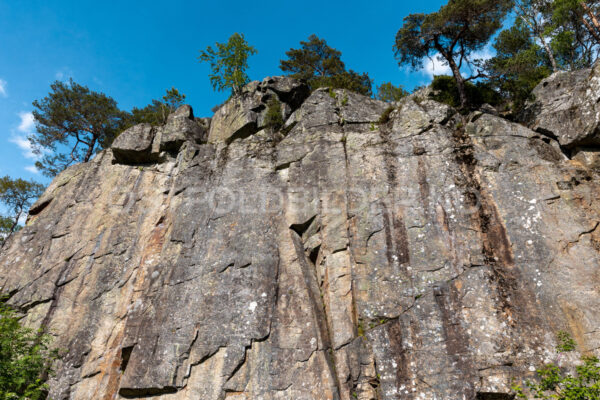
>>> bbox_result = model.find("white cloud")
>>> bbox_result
[24,165,39,174]
[55,71,64,80]
[421,46,495,80]
[18,112,35,133]
[10,111,40,160]
[471,46,494,62]
[9,135,38,160]
[0,79,7,97]
[423,55,451,78]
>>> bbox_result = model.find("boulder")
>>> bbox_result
[111,123,156,163]
[157,105,206,152]
[521,65,600,148]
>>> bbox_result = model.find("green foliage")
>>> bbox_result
[0,177,44,247]
[0,298,59,399]
[31,79,128,177]
[550,0,600,68]
[430,75,502,110]
[198,33,257,95]
[263,97,284,132]
[378,106,395,124]
[280,35,372,96]
[513,332,600,399]
[394,0,513,108]
[127,87,186,127]
[557,331,578,353]
[485,19,552,112]
[341,93,349,106]
[376,82,409,102]
[514,356,600,399]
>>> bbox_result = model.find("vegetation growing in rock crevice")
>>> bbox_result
[263,97,284,132]
[378,106,396,124]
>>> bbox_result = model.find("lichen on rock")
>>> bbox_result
[1,73,599,400]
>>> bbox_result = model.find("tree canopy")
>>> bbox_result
[280,35,373,96]
[394,0,513,108]
[551,0,600,68]
[198,33,257,95]
[485,19,552,112]
[0,176,44,247]
[30,79,128,177]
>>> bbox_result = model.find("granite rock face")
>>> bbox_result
[1,76,600,400]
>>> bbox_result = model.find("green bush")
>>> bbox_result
[264,97,284,132]
[430,75,502,110]
[0,298,59,400]
[513,332,600,399]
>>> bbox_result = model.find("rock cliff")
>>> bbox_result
[1,73,599,400]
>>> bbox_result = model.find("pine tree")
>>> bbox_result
[30,79,128,176]
[394,0,513,108]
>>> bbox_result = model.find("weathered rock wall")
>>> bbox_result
[1,75,599,400]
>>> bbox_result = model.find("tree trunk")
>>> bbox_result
[84,136,97,163]
[581,9,600,44]
[518,13,559,72]
[539,35,559,72]
[9,212,21,235]
[582,2,600,34]
[446,56,468,108]
[2,210,23,249]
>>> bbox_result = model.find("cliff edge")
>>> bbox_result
[1,73,599,400]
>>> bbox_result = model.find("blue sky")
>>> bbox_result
[0,0,456,183]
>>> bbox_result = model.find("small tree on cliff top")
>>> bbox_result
[127,87,187,127]
[280,35,373,96]
[394,0,513,108]
[198,33,258,96]
[376,82,409,102]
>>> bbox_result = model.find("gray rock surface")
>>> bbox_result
[521,64,600,147]
[1,75,600,400]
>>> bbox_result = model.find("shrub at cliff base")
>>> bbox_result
[0,299,59,400]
